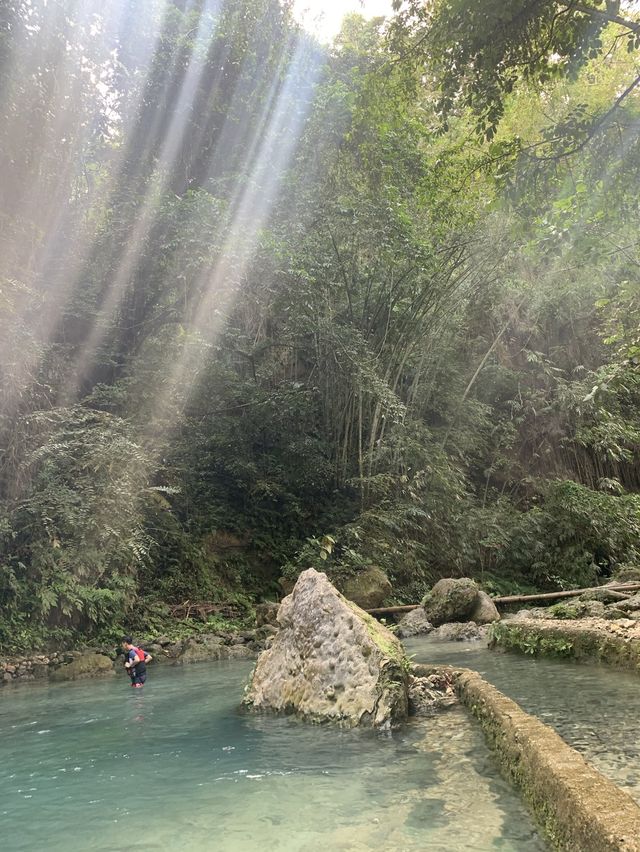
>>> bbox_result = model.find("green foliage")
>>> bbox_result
[547,602,588,620]
[119,600,255,646]
[489,623,574,657]
[391,1,639,139]
[2,0,640,651]
[0,407,153,640]
[511,482,640,585]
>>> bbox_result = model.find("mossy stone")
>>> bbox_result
[548,601,588,620]
[602,607,629,620]
[340,566,392,609]
[456,668,640,850]
[612,565,640,583]
[422,578,479,626]
[244,569,409,727]
[489,619,640,672]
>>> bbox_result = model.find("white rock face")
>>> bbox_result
[243,568,408,728]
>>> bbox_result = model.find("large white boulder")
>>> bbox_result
[243,568,409,728]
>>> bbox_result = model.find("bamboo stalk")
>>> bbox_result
[366,604,419,615]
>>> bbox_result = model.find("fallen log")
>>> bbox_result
[365,604,418,616]
[491,582,640,606]
[364,581,640,616]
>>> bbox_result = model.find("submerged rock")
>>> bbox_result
[50,653,115,682]
[422,578,478,626]
[396,607,433,638]
[340,566,392,609]
[408,672,458,716]
[470,591,500,624]
[243,568,409,728]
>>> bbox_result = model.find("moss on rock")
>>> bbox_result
[455,667,640,851]
[340,566,392,609]
[421,578,479,626]
[489,619,640,672]
[243,569,409,727]
[489,622,574,658]
[612,565,640,584]
[579,589,625,605]
[470,590,500,624]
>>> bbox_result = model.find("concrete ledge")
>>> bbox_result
[490,619,640,673]
[456,667,640,851]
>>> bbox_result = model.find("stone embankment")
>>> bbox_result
[2,651,78,684]
[1,628,264,686]
[490,617,640,671]
[487,588,640,672]
[452,665,640,851]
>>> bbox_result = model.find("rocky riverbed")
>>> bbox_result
[0,627,268,686]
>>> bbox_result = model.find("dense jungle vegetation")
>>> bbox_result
[1,0,640,651]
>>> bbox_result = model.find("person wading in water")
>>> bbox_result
[121,636,152,688]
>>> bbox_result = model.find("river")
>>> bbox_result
[1,658,544,851]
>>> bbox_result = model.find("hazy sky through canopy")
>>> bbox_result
[294,0,394,41]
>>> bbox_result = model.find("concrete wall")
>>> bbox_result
[456,667,640,851]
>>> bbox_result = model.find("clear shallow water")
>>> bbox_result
[405,638,640,805]
[0,660,545,852]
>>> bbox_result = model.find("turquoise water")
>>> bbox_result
[405,637,640,805]
[0,660,545,851]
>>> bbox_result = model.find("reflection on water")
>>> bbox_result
[405,637,640,805]
[0,660,545,851]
